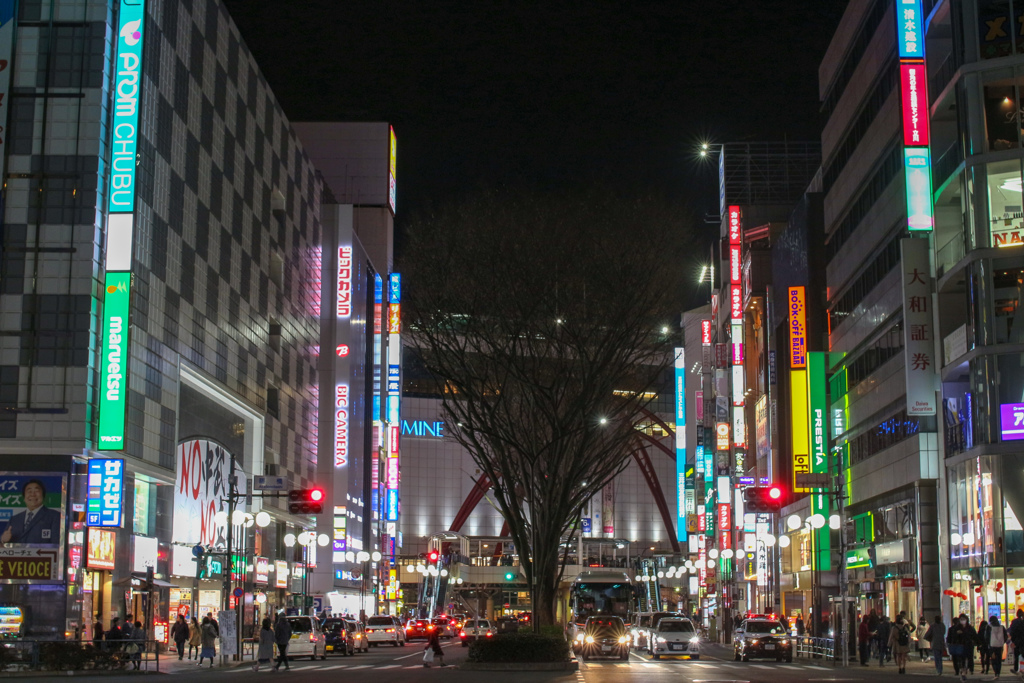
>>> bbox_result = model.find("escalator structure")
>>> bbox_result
[636,558,662,612]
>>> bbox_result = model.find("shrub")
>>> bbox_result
[467,632,570,663]
[38,642,88,670]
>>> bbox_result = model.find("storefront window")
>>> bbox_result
[987,160,1024,247]
[985,77,1021,151]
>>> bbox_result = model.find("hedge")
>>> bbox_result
[467,632,570,663]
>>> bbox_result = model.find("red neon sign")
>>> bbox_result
[717,503,732,550]
[730,284,743,321]
[728,206,742,245]
[388,303,401,334]
[701,319,712,345]
[900,63,930,147]
[337,246,352,317]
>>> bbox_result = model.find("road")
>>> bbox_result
[18,641,943,682]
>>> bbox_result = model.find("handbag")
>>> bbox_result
[423,649,434,663]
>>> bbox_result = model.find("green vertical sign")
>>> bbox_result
[97,272,131,450]
[808,352,830,570]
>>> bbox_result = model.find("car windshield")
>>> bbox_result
[471,620,490,628]
[744,621,785,634]
[431,618,447,624]
[344,621,358,631]
[650,613,675,628]
[587,618,625,635]
[287,617,313,633]
[367,617,393,626]
[321,621,344,634]
[659,621,695,633]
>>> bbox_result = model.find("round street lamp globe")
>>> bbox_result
[441,569,449,577]
[256,593,267,604]
[787,515,802,531]
[405,565,416,573]
[317,533,330,547]
[708,549,719,559]
[371,551,382,562]
[657,571,665,578]
[634,575,642,582]
[283,533,296,548]
[722,549,734,559]
[231,510,246,526]
[963,532,976,545]
[810,514,826,529]
[763,534,776,547]
[215,511,228,525]
[255,511,272,528]
[950,532,962,545]
[778,535,791,548]
[829,514,841,530]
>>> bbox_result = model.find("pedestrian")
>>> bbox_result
[889,613,914,674]
[988,615,1008,680]
[859,615,872,666]
[92,616,103,650]
[919,615,931,661]
[125,620,144,670]
[106,617,122,653]
[207,612,220,638]
[797,615,805,636]
[273,613,292,671]
[188,617,201,660]
[877,616,892,666]
[925,614,947,675]
[948,613,975,681]
[978,617,991,674]
[1009,609,1024,674]
[423,626,445,668]
[253,618,275,672]
[197,616,217,668]
[171,614,189,661]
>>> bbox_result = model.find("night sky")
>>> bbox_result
[221,1,847,250]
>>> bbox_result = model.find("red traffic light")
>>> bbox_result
[428,550,439,563]
[310,488,325,502]
[768,486,782,500]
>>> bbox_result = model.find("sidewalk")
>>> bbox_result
[157,653,252,674]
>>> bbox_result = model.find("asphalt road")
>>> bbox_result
[16,640,964,682]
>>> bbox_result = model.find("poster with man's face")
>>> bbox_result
[0,472,66,582]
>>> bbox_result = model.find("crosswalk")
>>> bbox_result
[224,662,451,672]
[581,660,838,672]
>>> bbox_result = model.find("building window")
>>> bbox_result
[988,159,1024,247]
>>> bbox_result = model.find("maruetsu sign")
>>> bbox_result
[97,273,131,449]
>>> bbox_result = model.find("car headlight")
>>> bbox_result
[585,635,595,644]
[618,636,629,644]
[750,639,758,645]
[576,634,584,642]
[781,639,789,645]
[690,637,700,644]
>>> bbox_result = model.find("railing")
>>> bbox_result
[0,639,163,672]
[794,636,835,661]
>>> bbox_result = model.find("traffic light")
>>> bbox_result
[504,571,516,582]
[428,550,439,563]
[288,487,325,514]
[743,485,786,513]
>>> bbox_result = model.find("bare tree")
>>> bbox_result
[401,189,697,628]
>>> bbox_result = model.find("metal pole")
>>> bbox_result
[839,479,849,668]
[222,455,236,665]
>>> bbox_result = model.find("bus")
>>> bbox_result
[568,570,636,640]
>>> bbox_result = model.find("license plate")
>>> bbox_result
[670,643,682,650]
[326,646,333,651]
[765,644,775,650]
[601,646,611,652]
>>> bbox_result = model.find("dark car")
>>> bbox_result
[321,618,354,656]
[734,618,792,662]
[405,618,433,641]
[575,616,629,661]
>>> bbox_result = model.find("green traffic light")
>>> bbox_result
[504,572,515,581]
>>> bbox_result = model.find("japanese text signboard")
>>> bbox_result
[901,238,937,415]
[87,459,124,527]
[900,63,930,146]
[896,0,924,59]
[788,287,807,369]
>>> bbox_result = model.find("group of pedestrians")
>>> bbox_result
[252,612,294,671]
[857,609,917,673]
[88,616,147,669]
[912,610,1024,682]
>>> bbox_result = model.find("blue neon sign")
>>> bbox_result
[87,458,125,527]
[389,273,401,304]
[107,0,146,214]
[896,0,924,59]
[386,489,399,522]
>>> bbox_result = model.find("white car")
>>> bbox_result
[459,618,494,646]
[649,617,701,660]
[365,615,406,646]
[285,615,327,660]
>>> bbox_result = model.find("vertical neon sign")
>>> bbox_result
[896,0,932,232]
[385,274,401,522]
[98,0,146,450]
[674,348,687,543]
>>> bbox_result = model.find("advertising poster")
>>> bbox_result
[0,472,67,582]
[173,439,244,548]
[86,527,116,570]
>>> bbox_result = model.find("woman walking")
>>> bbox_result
[187,617,201,660]
[888,613,914,674]
[989,615,1008,680]
[253,618,275,672]
[948,613,976,682]
[978,617,991,675]
[423,627,445,668]
[197,616,217,668]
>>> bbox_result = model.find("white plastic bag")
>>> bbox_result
[423,649,435,664]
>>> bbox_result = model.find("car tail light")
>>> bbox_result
[309,634,316,642]
[386,629,394,633]
[486,631,493,637]
[406,626,412,630]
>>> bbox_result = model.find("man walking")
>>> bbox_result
[272,613,292,671]
[925,614,947,676]
[1008,609,1024,674]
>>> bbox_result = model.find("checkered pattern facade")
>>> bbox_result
[0,0,321,498]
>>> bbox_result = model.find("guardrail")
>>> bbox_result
[794,636,834,661]
[0,639,163,672]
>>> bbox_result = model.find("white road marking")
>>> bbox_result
[320,664,347,670]
[378,664,400,669]
[347,664,372,669]
[751,664,774,669]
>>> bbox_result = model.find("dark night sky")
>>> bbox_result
[221,1,847,249]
